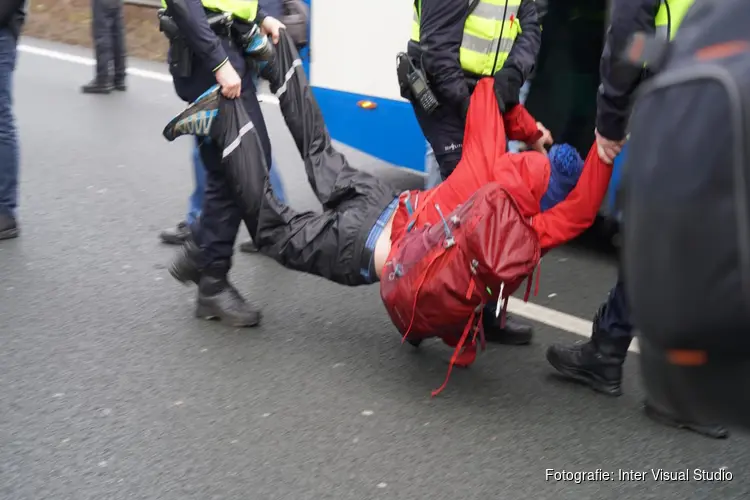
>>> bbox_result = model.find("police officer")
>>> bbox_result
[161,0,284,327]
[406,0,542,346]
[545,0,728,439]
[408,0,541,179]
[82,0,127,94]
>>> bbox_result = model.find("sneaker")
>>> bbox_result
[162,85,220,142]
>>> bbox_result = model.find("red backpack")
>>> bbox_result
[380,182,541,396]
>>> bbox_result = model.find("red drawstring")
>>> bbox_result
[432,308,478,397]
[523,269,534,302]
[533,259,541,297]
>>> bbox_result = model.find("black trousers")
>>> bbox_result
[192,76,273,269]
[91,0,126,83]
[412,101,466,181]
[209,77,397,286]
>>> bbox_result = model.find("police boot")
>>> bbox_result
[162,85,220,142]
[168,239,202,285]
[196,263,262,327]
[483,312,534,345]
[545,305,630,396]
[81,78,114,94]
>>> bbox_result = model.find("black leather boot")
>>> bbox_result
[168,239,201,285]
[160,221,192,245]
[81,78,114,94]
[546,306,631,396]
[196,263,262,327]
[483,313,534,345]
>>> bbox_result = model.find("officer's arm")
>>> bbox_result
[596,0,659,141]
[419,0,471,109]
[503,0,541,81]
[168,0,268,72]
[0,0,24,28]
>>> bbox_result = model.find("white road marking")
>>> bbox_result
[507,298,639,353]
[17,44,280,103]
[18,42,638,352]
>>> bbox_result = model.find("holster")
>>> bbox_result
[158,9,193,78]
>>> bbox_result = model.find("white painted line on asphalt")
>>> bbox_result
[17,44,281,103]
[18,42,640,352]
[508,298,640,353]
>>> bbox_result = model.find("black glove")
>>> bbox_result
[493,66,523,113]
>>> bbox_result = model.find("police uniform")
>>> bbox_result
[82,0,127,94]
[407,0,541,181]
[162,0,273,327]
[545,0,727,439]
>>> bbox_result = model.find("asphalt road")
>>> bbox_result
[1,39,748,500]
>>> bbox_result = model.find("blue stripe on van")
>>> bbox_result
[312,86,428,172]
[303,0,426,172]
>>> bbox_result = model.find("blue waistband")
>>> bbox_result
[365,197,399,252]
[359,197,400,283]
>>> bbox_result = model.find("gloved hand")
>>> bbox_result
[493,66,523,113]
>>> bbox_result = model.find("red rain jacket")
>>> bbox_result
[390,78,611,253]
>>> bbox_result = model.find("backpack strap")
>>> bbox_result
[405,188,440,233]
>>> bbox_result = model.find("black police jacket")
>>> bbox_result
[596,0,662,142]
[407,0,541,110]
[166,0,268,103]
[0,0,26,39]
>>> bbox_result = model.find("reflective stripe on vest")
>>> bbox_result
[161,0,259,21]
[654,0,695,40]
[411,0,522,76]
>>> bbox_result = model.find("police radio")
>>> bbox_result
[397,52,439,115]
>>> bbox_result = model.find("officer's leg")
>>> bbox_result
[546,274,632,395]
[545,273,728,438]
[411,104,463,181]
[171,137,261,328]
[111,1,127,89]
[160,140,205,245]
[82,0,114,93]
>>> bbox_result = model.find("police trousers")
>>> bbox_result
[412,102,465,182]
[192,76,273,269]
[91,0,126,82]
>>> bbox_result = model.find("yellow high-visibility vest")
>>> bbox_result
[411,0,523,77]
[654,0,695,40]
[161,0,259,22]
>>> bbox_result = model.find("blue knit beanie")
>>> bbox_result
[540,144,585,211]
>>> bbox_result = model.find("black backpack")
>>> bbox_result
[622,0,750,428]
